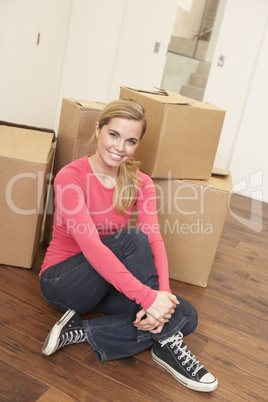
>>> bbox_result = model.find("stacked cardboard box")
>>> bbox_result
[154,170,232,287]
[0,122,56,268]
[119,87,232,287]
[53,98,106,175]
[43,98,106,244]
[120,87,226,180]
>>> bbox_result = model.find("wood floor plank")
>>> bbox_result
[81,350,204,401]
[0,323,154,402]
[0,290,92,362]
[37,388,78,402]
[0,360,49,401]
[237,241,268,258]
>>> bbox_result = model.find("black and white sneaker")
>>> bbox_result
[151,332,218,392]
[42,309,87,356]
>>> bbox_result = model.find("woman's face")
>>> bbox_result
[95,117,142,169]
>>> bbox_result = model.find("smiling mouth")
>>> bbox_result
[108,151,124,160]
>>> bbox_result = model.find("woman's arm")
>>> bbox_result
[136,173,171,293]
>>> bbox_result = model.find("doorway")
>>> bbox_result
[161,0,227,101]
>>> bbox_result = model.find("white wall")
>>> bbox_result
[108,0,178,100]
[0,0,71,128]
[229,25,268,203]
[0,0,42,124]
[54,0,178,131]
[27,0,72,127]
[53,0,126,131]
[204,0,268,202]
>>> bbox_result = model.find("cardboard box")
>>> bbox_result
[153,169,232,287]
[0,123,56,268]
[54,98,106,175]
[120,87,226,180]
[42,98,106,245]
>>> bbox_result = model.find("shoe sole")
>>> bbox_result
[151,349,218,392]
[42,309,76,356]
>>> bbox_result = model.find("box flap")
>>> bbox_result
[120,86,190,105]
[120,87,226,112]
[65,98,106,111]
[212,167,230,176]
[77,100,106,110]
[122,86,169,96]
[184,169,232,192]
[0,125,54,163]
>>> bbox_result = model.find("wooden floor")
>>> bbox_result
[1,193,267,401]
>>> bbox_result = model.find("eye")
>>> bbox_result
[127,139,138,145]
[109,132,117,138]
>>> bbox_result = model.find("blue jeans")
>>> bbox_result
[40,229,198,362]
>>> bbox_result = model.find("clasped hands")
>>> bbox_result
[133,291,179,334]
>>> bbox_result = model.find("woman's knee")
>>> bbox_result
[118,228,158,287]
[181,302,198,336]
[120,228,151,254]
[174,295,198,336]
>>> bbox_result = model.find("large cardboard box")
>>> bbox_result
[154,169,232,287]
[54,98,106,175]
[43,98,106,245]
[0,123,56,268]
[120,87,226,180]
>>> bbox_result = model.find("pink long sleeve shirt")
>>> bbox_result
[40,156,171,310]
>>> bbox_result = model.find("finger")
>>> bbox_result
[169,294,180,305]
[157,317,169,324]
[165,309,175,318]
[134,318,159,328]
[137,322,164,330]
[146,310,167,322]
[134,317,168,329]
[134,324,159,331]
[164,313,172,319]
[149,326,164,334]
[134,309,146,324]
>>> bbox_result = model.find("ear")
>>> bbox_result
[95,122,100,138]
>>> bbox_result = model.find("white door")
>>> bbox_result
[107,0,178,100]
[0,0,72,128]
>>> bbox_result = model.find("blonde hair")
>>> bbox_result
[97,99,146,215]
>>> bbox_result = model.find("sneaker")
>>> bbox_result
[151,332,218,392]
[42,309,87,356]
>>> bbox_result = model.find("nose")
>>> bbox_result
[114,139,125,153]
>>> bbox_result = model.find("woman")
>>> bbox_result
[40,99,218,392]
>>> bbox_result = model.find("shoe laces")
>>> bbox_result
[59,329,87,349]
[160,331,203,376]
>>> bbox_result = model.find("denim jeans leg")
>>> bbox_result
[83,229,198,361]
[40,252,115,314]
[84,314,154,362]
